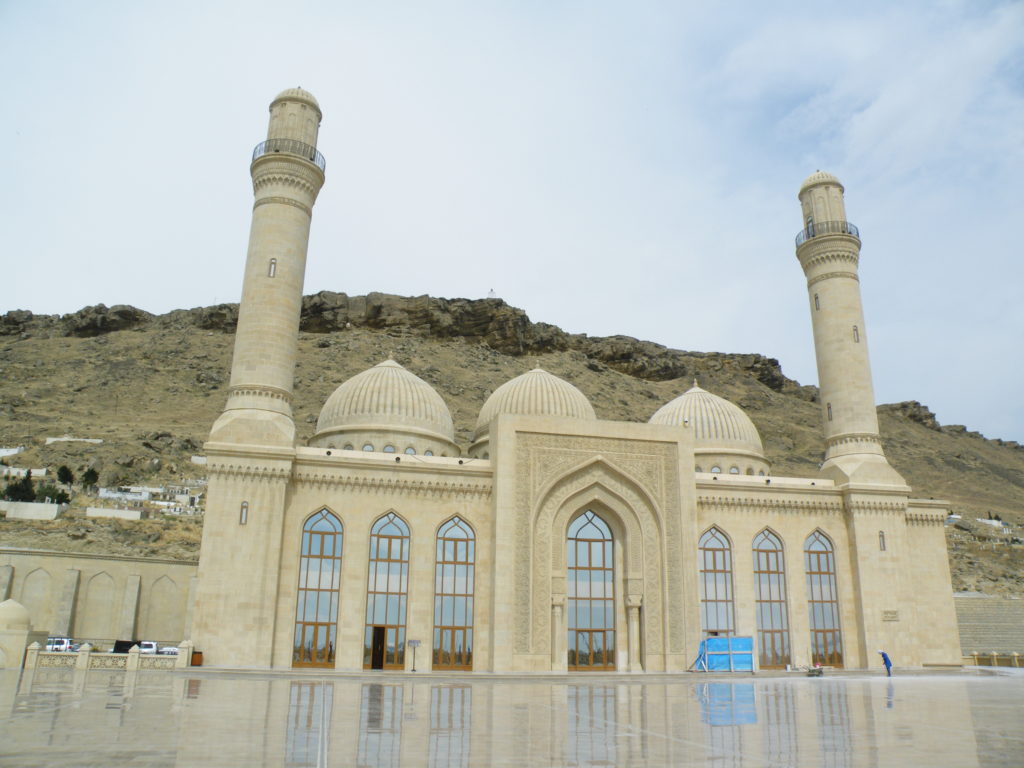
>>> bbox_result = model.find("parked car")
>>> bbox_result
[158,646,179,655]
[45,637,74,652]
[138,641,158,654]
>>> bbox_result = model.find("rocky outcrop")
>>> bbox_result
[880,401,941,430]
[62,304,153,337]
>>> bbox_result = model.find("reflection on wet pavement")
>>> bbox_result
[1,668,1021,767]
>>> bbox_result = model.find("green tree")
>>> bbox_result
[2,471,35,502]
[35,484,70,504]
[81,467,99,488]
[57,465,74,485]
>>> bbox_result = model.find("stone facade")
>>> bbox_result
[186,90,962,673]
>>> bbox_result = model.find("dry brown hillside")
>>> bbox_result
[2,294,1022,595]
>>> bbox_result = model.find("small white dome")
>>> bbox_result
[650,384,769,472]
[0,599,31,630]
[312,360,457,454]
[272,87,321,112]
[474,368,595,442]
[799,170,843,194]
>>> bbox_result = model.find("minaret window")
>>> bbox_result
[239,501,249,525]
[814,294,820,311]
[729,466,740,475]
[711,466,722,474]
[878,531,886,551]
[383,445,396,453]
[362,444,374,452]
[827,403,833,421]
[268,258,277,277]
[853,325,860,343]
[404,447,416,455]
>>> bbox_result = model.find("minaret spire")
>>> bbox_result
[795,172,904,486]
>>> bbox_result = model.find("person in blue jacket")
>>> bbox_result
[878,649,893,676]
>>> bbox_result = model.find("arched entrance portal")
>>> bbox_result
[567,511,615,670]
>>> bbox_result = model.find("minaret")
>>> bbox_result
[208,88,326,447]
[795,172,904,486]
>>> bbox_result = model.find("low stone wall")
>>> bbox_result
[86,506,147,521]
[24,640,195,672]
[0,501,65,520]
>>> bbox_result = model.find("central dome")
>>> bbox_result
[471,369,595,454]
[650,384,770,475]
[311,360,458,456]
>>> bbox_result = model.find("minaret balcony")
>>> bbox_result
[252,139,326,172]
[795,220,859,247]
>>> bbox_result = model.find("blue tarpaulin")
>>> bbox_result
[692,636,754,672]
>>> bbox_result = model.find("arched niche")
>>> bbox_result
[527,455,670,661]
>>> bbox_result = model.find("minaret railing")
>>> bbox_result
[795,220,859,247]
[252,139,326,172]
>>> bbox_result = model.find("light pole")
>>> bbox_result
[408,639,421,672]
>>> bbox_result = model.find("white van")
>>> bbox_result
[45,637,74,652]
[138,641,158,654]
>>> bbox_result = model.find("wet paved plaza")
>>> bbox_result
[1,668,1021,767]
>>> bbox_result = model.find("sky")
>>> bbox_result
[2,1,1022,443]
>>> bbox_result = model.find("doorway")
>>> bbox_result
[370,626,386,670]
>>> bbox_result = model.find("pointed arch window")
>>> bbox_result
[433,517,475,670]
[293,509,343,668]
[364,513,409,669]
[699,528,735,636]
[753,530,791,669]
[567,511,615,670]
[268,258,277,277]
[805,531,843,667]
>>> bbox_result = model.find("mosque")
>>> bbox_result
[189,89,962,673]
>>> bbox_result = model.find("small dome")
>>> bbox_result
[0,599,31,630]
[272,87,321,112]
[799,170,843,194]
[474,368,595,442]
[650,384,767,464]
[312,360,456,452]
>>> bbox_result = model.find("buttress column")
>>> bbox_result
[209,87,326,447]
[795,172,903,486]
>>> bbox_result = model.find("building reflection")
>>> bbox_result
[0,669,998,768]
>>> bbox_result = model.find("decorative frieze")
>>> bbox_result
[698,495,843,515]
[844,499,907,516]
[291,470,492,499]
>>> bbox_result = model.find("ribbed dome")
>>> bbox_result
[800,170,843,194]
[0,599,31,630]
[314,360,454,444]
[272,87,321,112]
[474,368,596,441]
[650,384,765,458]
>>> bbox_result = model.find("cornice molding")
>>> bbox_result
[253,196,312,217]
[226,384,293,405]
[807,270,860,288]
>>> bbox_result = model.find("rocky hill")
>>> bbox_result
[2,293,1022,595]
